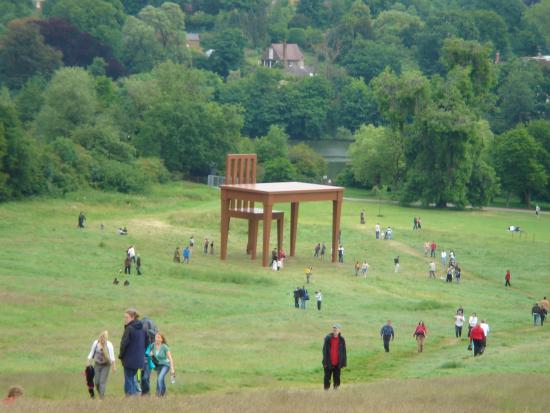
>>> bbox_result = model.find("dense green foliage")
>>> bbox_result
[0,0,550,205]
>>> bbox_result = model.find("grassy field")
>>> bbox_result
[1,181,549,409]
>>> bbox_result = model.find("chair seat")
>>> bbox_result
[229,207,284,220]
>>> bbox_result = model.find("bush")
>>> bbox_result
[135,157,170,183]
[91,158,151,193]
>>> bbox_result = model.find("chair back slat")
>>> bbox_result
[226,154,257,210]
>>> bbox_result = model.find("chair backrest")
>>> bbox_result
[225,154,257,185]
[225,154,257,210]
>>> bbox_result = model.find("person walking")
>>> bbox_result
[315,290,323,311]
[322,324,347,390]
[469,322,486,356]
[413,217,418,230]
[505,270,511,287]
[361,260,369,277]
[468,313,478,338]
[87,331,116,399]
[441,250,447,269]
[360,209,365,225]
[413,321,427,353]
[203,238,209,254]
[394,256,400,273]
[428,261,436,279]
[209,240,214,254]
[146,333,175,397]
[423,241,429,257]
[338,245,344,263]
[189,235,195,249]
[320,242,326,260]
[540,297,549,325]
[299,286,308,309]
[305,266,313,284]
[354,261,360,277]
[173,247,181,263]
[136,256,142,275]
[78,212,86,229]
[380,320,395,352]
[430,241,436,258]
[454,311,465,338]
[119,309,147,396]
[124,255,131,275]
[182,246,190,264]
[532,303,542,326]
[375,223,381,240]
[446,267,453,283]
[293,287,300,309]
[314,243,321,258]
[535,204,540,217]
[480,319,490,349]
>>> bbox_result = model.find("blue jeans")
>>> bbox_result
[141,359,151,395]
[156,365,170,396]
[124,367,138,395]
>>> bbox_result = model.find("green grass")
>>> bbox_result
[1,181,550,404]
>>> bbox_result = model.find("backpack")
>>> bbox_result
[141,316,158,346]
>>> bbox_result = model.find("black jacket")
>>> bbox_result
[322,333,347,368]
[119,319,147,369]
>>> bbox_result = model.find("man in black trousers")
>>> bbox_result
[322,323,347,390]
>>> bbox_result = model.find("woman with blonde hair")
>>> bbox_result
[87,330,116,399]
[147,332,175,396]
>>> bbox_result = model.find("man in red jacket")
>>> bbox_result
[469,322,486,356]
[322,323,347,390]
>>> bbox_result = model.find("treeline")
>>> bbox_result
[0,0,550,206]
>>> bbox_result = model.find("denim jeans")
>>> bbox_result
[124,367,138,395]
[156,365,170,396]
[141,359,151,395]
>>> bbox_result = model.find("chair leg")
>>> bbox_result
[250,219,259,260]
[277,216,284,254]
[247,220,253,255]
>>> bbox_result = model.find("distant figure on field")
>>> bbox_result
[320,242,326,260]
[468,313,478,337]
[384,227,393,240]
[182,246,190,264]
[315,290,323,311]
[136,256,142,275]
[360,209,365,224]
[203,238,209,254]
[2,386,23,405]
[113,277,120,285]
[314,243,321,258]
[189,235,195,248]
[430,241,436,257]
[535,204,540,217]
[446,267,453,283]
[124,256,131,275]
[375,223,381,240]
[532,303,542,326]
[78,212,86,229]
[441,250,447,269]
[293,287,300,308]
[417,217,422,229]
[354,261,360,277]
[299,286,309,309]
[87,330,116,399]
[380,320,395,352]
[127,245,136,263]
[361,260,369,277]
[413,321,427,353]
[338,244,344,263]
[469,322,486,356]
[505,270,511,287]
[305,266,312,283]
[454,310,465,338]
[540,297,549,324]
[413,217,418,230]
[480,319,490,348]
[424,241,429,257]
[428,261,436,279]
[394,256,400,273]
[322,324,347,390]
[118,227,128,236]
[173,247,181,263]
[210,240,214,254]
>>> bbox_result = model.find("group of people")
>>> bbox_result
[203,237,214,255]
[413,217,422,230]
[374,223,393,240]
[424,241,437,257]
[174,235,204,264]
[293,286,311,309]
[354,260,369,277]
[313,242,327,259]
[124,245,141,275]
[532,297,549,325]
[271,248,286,270]
[86,309,176,399]
[379,320,428,353]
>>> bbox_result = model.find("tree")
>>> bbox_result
[35,68,98,141]
[340,39,404,83]
[523,0,550,52]
[46,0,126,53]
[348,124,405,189]
[255,125,289,163]
[492,127,548,206]
[337,77,379,132]
[121,16,166,73]
[0,19,62,89]
[288,143,327,182]
[373,9,424,48]
[201,28,247,77]
[15,76,47,124]
[0,0,34,35]
[137,2,188,63]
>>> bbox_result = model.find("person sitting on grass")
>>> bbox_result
[2,386,23,405]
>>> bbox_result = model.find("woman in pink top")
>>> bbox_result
[413,321,427,353]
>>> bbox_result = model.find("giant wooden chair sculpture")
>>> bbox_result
[225,154,284,260]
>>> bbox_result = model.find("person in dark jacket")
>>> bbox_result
[119,308,147,396]
[322,323,347,390]
[380,320,395,352]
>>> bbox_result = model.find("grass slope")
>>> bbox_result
[1,182,549,404]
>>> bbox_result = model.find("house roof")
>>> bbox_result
[262,43,304,62]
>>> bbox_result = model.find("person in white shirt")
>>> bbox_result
[480,319,490,343]
[441,250,447,268]
[375,224,381,240]
[127,245,136,263]
[428,261,436,279]
[468,313,478,337]
[454,311,465,338]
[315,290,323,311]
[361,261,369,277]
[87,330,116,399]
